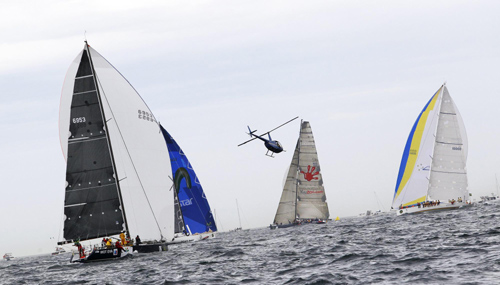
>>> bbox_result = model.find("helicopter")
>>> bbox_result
[237,116,299,157]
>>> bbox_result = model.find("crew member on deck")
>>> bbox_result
[120,232,126,245]
[74,240,85,258]
[115,240,124,255]
[135,235,142,245]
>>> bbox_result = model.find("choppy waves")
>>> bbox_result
[1,204,499,284]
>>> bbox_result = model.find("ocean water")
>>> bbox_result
[1,203,499,284]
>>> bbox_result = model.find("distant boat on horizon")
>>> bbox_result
[3,253,14,261]
[392,84,470,215]
[51,246,67,256]
[232,199,243,231]
[479,174,500,204]
[271,120,329,228]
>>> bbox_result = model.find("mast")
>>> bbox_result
[425,84,444,201]
[496,174,499,197]
[294,120,302,221]
[172,179,187,234]
[236,199,242,229]
[85,41,130,238]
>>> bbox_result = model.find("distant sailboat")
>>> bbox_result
[58,42,174,262]
[160,126,217,243]
[51,246,67,256]
[235,199,243,231]
[272,121,329,228]
[3,253,13,261]
[393,84,469,215]
[479,174,500,203]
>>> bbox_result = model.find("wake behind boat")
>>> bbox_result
[272,121,329,228]
[57,42,174,262]
[392,84,470,215]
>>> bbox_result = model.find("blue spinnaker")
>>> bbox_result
[160,125,217,234]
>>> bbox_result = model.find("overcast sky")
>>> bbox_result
[1,1,500,256]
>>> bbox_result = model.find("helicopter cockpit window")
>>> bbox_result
[277,141,282,148]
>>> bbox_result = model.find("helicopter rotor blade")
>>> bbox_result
[237,136,259,147]
[265,116,299,134]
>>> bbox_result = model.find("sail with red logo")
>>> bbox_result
[272,121,329,229]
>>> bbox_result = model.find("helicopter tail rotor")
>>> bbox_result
[247,126,257,138]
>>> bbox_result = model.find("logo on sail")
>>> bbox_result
[180,198,193,206]
[417,164,430,171]
[301,165,319,181]
[174,167,192,195]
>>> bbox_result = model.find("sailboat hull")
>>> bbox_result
[276,223,297,229]
[132,243,168,253]
[70,247,132,263]
[167,232,216,245]
[396,203,469,216]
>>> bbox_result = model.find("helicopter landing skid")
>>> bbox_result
[265,150,275,158]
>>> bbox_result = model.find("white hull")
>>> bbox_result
[396,202,468,216]
[167,232,216,245]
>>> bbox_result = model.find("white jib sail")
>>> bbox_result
[427,86,468,202]
[88,46,174,242]
[59,51,84,160]
[296,121,329,220]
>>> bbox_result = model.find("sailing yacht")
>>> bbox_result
[272,121,329,228]
[58,42,174,262]
[479,175,500,204]
[234,199,243,231]
[160,126,217,243]
[393,84,470,215]
[3,253,14,261]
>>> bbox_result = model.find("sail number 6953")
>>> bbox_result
[72,117,86,124]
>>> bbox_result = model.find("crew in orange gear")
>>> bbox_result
[120,232,126,245]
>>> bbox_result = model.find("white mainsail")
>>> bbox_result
[296,122,329,220]
[392,84,468,208]
[427,87,468,201]
[59,44,174,242]
[273,121,329,224]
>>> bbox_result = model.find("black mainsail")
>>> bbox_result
[59,43,175,246]
[64,47,126,241]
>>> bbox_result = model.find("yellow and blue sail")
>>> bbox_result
[393,88,441,205]
[160,125,217,234]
